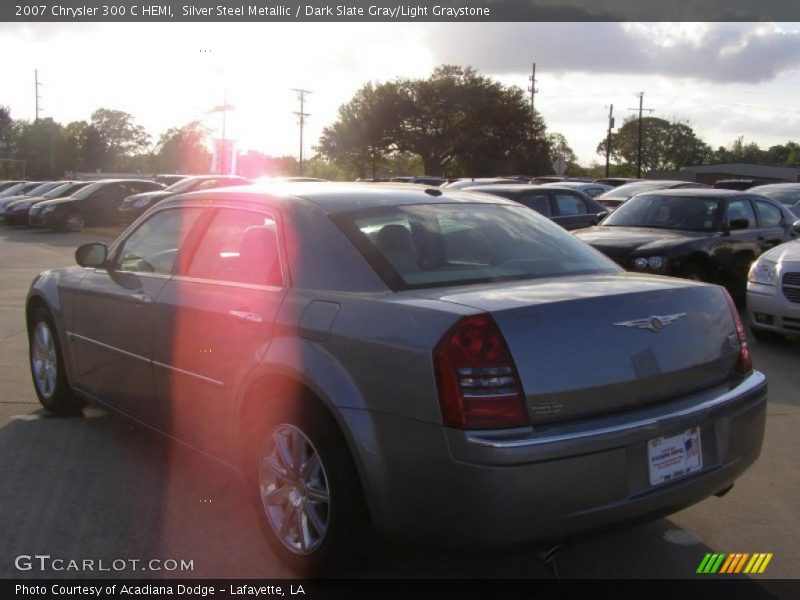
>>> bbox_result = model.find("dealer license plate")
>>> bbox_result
[647,427,702,486]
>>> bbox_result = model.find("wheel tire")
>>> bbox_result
[750,327,783,344]
[28,307,83,416]
[248,400,370,577]
[63,211,85,232]
[678,261,708,282]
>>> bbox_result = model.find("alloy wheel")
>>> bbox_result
[31,321,58,399]
[259,424,331,555]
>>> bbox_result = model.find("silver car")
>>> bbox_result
[26,183,766,575]
[747,240,800,341]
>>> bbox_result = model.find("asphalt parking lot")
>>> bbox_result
[0,224,797,581]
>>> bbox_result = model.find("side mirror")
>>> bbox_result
[792,220,800,235]
[728,218,750,231]
[75,242,108,268]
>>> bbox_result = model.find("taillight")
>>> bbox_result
[723,290,752,374]
[434,314,528,429]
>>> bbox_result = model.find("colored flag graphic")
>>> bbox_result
[696,553,773,574]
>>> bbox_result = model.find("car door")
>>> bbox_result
[718,197,761,277]
[70,207,203,417]
[150,206,288,457]
[82,182,126,225]
[752,197,790,249]
[551,192,596,230]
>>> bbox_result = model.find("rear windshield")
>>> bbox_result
[754,188,800,207]
[335,203,618,290]
[603,194,721,231]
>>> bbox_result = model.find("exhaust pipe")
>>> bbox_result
[715,483,735,498]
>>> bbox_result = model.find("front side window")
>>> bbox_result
[336,203,618,290]
[726,199,757,228]
[185,209,283,287]
[115,208,202,274]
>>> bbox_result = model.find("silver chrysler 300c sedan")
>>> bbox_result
[26,183,766,575]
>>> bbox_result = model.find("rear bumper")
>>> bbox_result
[344,371,767,548]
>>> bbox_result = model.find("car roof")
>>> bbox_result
[749,183,800,190]
[638,188,752,199]
[165,182,518,214]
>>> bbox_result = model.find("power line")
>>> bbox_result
[628,92,654,178]
[291,88,312,175]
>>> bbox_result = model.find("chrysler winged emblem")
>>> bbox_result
[613,313,686,333]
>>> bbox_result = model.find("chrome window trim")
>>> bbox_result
[169,274,283,292]
[466,370,766,449]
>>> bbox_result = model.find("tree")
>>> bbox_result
[89,108,150,169]
[317,82,405,178]
[154,121,211,174]
[597,116,711,173]
[712,136,766,163]
[0,106,12,156]
[319,65,553,178]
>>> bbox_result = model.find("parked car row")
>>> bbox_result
[0,175,253,231]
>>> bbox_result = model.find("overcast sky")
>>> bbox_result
[2,22,800,168]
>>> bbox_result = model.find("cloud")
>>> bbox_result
[423,22,800,84]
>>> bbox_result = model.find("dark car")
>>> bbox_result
[387,176,446,186]
[574,189,800,295]
[26,183,764,575]
[594,177,640,187]
[470,184,609,230]
[595,180,708,210]
[153,174,189,187]
[442,177,523,190]
[713,179,771,191]
[4,181,92,225]
[29,179,165,232]
[118,175,252,223]
[748,183,800,218]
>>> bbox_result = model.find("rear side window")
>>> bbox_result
[116,208,202,275]
[185,209,283,287]
[554,194,586,216]
[336,203,618,290]
[754,200,783,227]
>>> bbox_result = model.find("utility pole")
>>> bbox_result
[292,88,312,175]
[212,88,235,174]
[35,69,43,121]
[605,104,614,178]
[527,62,538,113]
[628,92,654,178]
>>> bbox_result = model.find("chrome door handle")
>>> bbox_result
[130,293,152,304]
[228,310,262,323]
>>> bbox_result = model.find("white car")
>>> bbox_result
[747,240,800,341]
